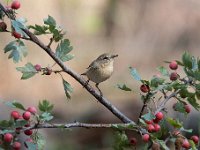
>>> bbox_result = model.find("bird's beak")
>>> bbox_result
[111,54,118,58]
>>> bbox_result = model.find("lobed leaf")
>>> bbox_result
[11,18,28,37]
[166,117,182,128]
[142,112,155,121]
[38,100,54,112]
[182,52,192,69]
[55,39,73,62]
[62,79,73,99]
[4,40,28,63]
[157,66,169,76]
[16,63,37,79]
[5,101,26,110]
[117,84,132,91]
[129,67,141,81]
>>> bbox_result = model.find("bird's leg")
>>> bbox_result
[95,83,103,96]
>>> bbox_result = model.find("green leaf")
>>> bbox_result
[173,102,185,113]
[15,120,28,127]
[157,140,170,150]
[142,112,155,121]
[55,39,73,62]
[11,18,28,37]
[0,120,13,128]
[29,24,49,35]
[150,77,165,88]
[16,63,37,79]
[39,112,53,122]
[44,15,56,27]
[189,140,197,150]
[182,52,192,69]
[25,142,37,150]
[117,84,132,91]
[166,117,182,128]
[5,101,26,110]
[187,97,200,111]
[4,40,28,63]
[38,100,54,112]
[0,129,14,134]
[157,66,169,76]
[62,79,73,99]
[192,56,198,71]
[36,133,46,150]
[129,67,141,81]
[113,131,129,150]
[180,127,193,133]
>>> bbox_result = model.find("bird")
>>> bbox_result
[81,53,118,96]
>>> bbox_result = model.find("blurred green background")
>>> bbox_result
[1,0,200,149]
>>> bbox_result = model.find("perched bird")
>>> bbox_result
[81,53,118,95]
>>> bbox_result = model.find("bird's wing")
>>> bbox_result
[86,60,98,69]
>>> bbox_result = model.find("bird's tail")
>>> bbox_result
[81,72,86,75]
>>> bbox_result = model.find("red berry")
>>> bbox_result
[153,118,160,123]
[12,141,21,150]
[27,106,37,114]
[155,112,164,120]
[130,137,137,146]
[11,0,21,9]
[191,135,199,144]
[11,111,20,120]
[24,129,33,136]
[182,139,190,149]
[15,127,22,134]
[140,84,150,93]
[169,61,178,70]
[147,124,155,132]
[154,124,161,132]
[145,120,153,124]
[184,105,191,113]
[170,72,179,81]
[34,64,41,72]
[0,22,7,31]
[142,134,150,142]
[12,31,21,39]
[173,130,180,136]
[44,67,52,75]
[3,133,13,143]
[22,111,31,120]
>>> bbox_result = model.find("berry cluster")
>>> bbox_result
[0,0,22,38]
[0,106,37,150]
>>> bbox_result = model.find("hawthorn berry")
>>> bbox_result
[27,106,37,114]
[191,135,199,144]
[182,139,190,149]
[0,22,7,31]
[154,124,161,132]
[147,124,155,132]
[170,72,179,81]
[169,60,178,70]
[22,111,31,120]
[34,64,41,72]
[12,141,21,150]
[130,137,137,146]
[145,120,153,124]
[142,134,150,142]
[3,133,13,143]
[153,118,160,123]
[11,111,20,120]
[155,112,164,120]
[12,31,21,39]
[11,0,21,10]
[44,67,52,75]
[140,84,150,93]
[24,129,33,136]
[184,105,191,113]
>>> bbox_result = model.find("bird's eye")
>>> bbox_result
[103,56,109,60]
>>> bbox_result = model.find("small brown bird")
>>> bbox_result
[81,53,118,95]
